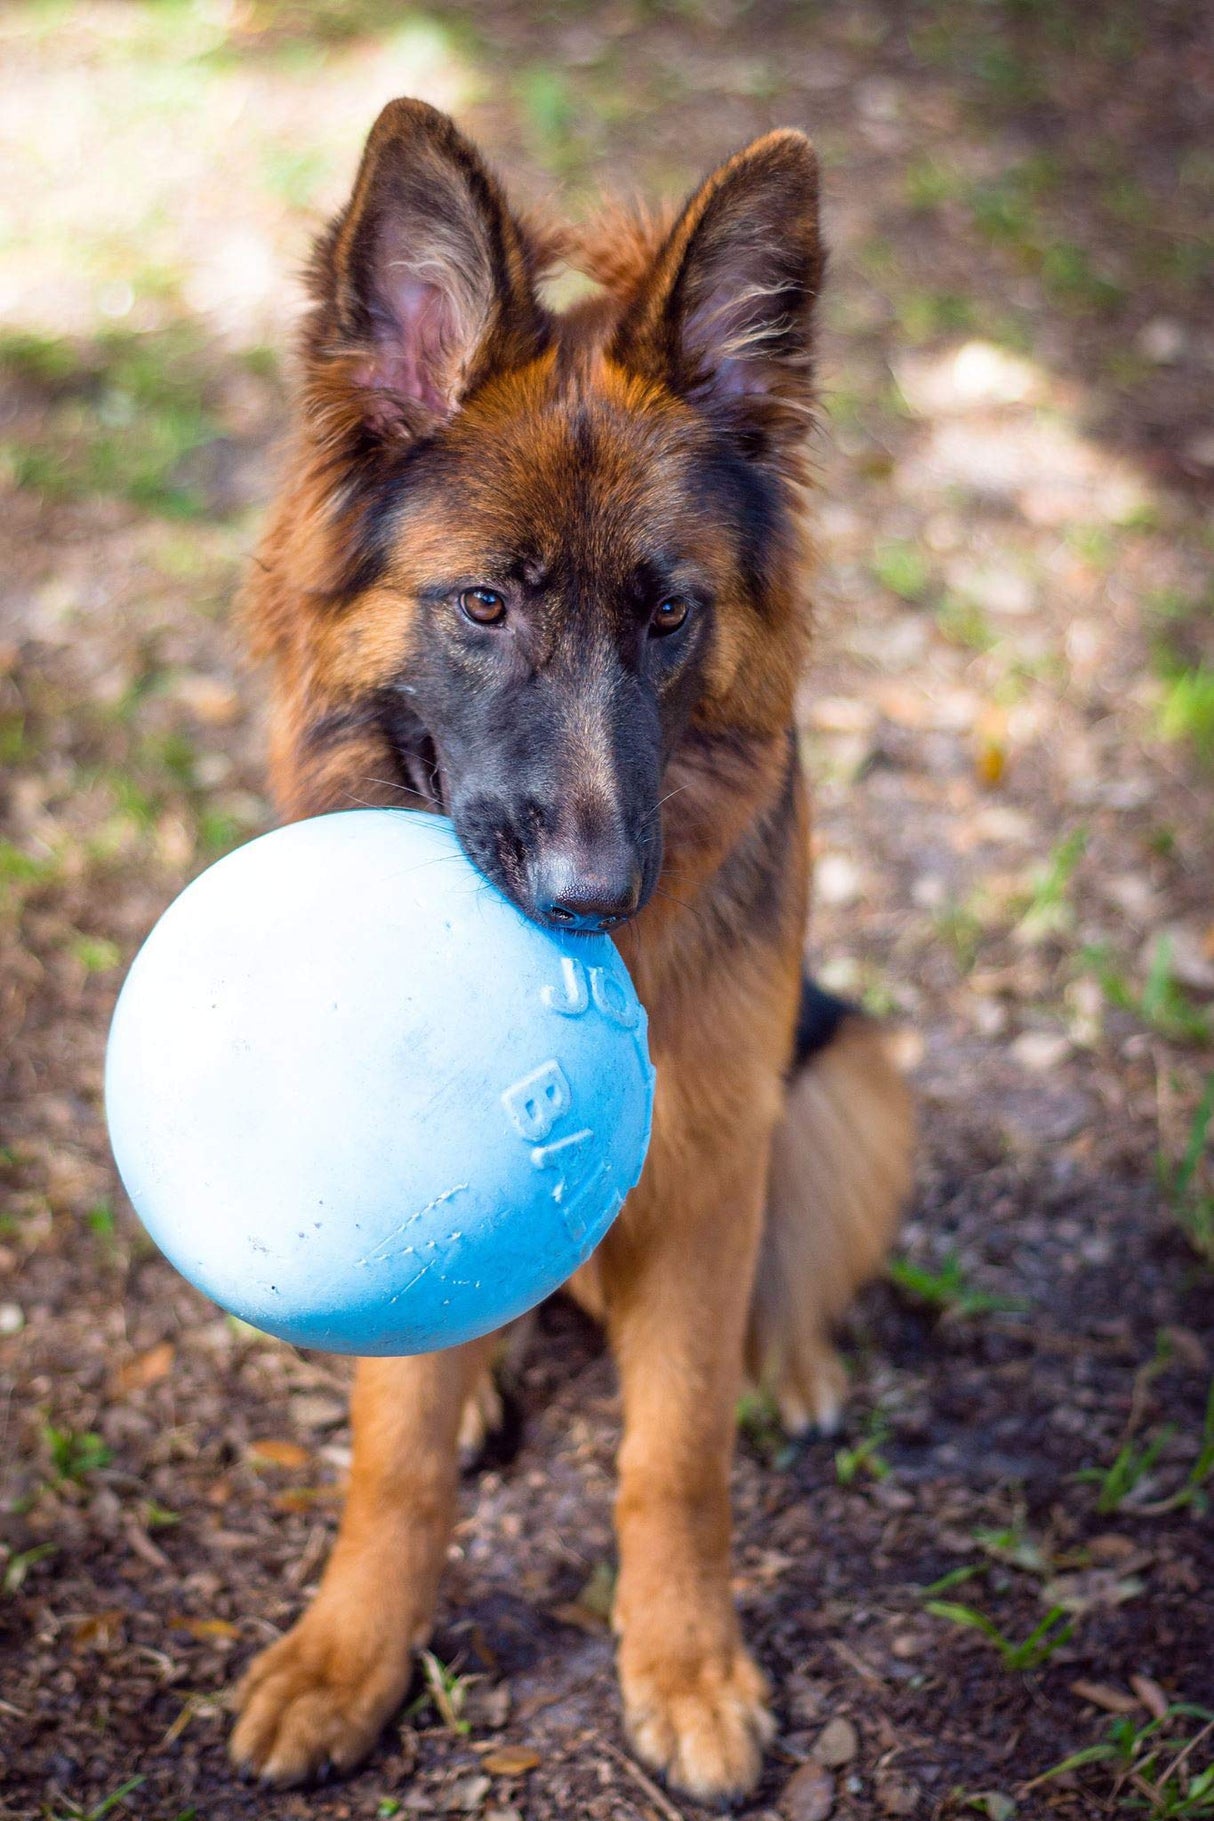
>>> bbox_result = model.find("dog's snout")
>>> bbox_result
[534,850,643,934]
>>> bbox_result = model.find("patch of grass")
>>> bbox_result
[936,592,997,653]
[897,289,979,343]
[1014,827,1087,942]
[69,934,122,973]
[87,1203,117,1243]
[904,154,967,211]
[44,1425,112,1484]
[871,539,931,602]
[1076,1379,1214,1517]
[0,839,62,918]
[925,1598,1073,1671]
[141,1500,181,1529]
[46,1776,145,1821]
[1159,667,1214,768]
[888,1250,1022,1319]
[3,1541,58,1595]
[516,65,582,176]
[1161,1074,1214,1265]
[196,807,245,860]
[1031,1705,1214,1815]
[1086,938,1211,1047]
[835,1410,890,1485]
[0,324,224,519]
[920,1562,987,1599]
[407,1650,475,1736]
[1075,1426,1175,1514]
[934,899,985,973]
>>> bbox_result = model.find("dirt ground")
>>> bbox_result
[2,4,1213,1818]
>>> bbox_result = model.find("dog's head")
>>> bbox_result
[272,101,821,932]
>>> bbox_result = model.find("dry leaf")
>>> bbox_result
[1131,1674,1169,1720]
[1071,1679,1140,1715]
[977,737,1006,788]
[71,1608,125,1650]
[481,1746,540,1776]
[247,1438,310,1470]
[273,1485,340,1513]
[116,1341,174,1394]
[172,1616,239,1641]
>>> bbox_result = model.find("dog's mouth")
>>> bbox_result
[400,731,446,814]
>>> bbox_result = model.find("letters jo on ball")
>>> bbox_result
[104,811,655,1354]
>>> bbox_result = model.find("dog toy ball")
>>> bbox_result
[105,811,654,1354]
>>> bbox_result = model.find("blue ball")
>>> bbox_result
[105,811,654,1354]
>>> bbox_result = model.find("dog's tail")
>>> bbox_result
[745,980,914,1436]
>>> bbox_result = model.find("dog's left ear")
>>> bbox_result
[610,131,822,452]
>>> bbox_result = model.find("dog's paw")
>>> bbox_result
[229,1611,411,1786]
[620,1645,774,1803]
[771,1342,849,1438]
[457,1367,504,1462]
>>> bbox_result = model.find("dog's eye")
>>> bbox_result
[459,587,507,626]
[650,597,690,638]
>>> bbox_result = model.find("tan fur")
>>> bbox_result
[747,1014,916,1435]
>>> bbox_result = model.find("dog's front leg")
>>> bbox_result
[601,1118,775,1803]
[230,1343,492,1786]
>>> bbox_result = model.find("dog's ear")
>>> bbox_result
[610,131,822,452]
[304,99,546,445]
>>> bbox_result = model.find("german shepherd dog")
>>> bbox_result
[229,99,913,1803]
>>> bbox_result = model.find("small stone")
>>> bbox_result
[1137,317,1186,364]
[813,1716,859,1768]
[290,1393,347,1432]
[945,560,1035,618]
[1153,924,1214,994]
[816,853,863,907]
[0,1302,24,1336]
[446,1774,492,1812]
[970,996,1008,1038]
[1010,1030,1071,1073]
[780,1759,835,1820]
[807,696,878,735]
[877,1775,920,1814]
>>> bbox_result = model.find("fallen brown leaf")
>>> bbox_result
[1131,1674,1170,1720]
[71,1608,125,1650]
[247,1438,310,1470]
[273,1485,341,1513]
[481,1746,540,1776]
[171,1616,239,1641]
[1071,1679,1141,1715]
[115,1340,174,1395]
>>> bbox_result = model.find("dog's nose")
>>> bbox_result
[534,855,642,933]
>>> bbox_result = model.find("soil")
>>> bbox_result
[2,4,1213,1819]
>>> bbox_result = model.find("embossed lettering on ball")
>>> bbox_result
[104,811,655,1354]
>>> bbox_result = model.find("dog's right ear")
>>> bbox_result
[303,99,546,449]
